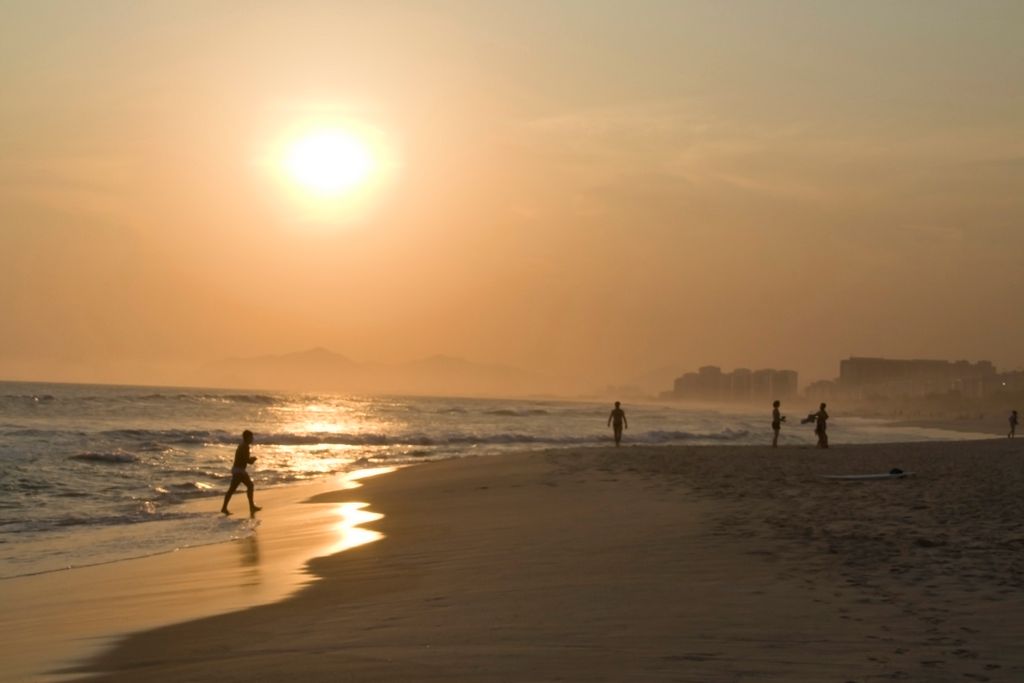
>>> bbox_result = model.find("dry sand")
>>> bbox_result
[11,439,1024,682]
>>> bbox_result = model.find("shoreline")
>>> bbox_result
[881,415,1012,438]
[0,471,392,683]
[2,417,990,582]
[44,437,1024,682]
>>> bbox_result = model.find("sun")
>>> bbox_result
[283,128,375,197]
[268,118,398,221]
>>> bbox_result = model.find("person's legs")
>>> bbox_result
[772,428,779,448]
[221,475,242,514]
[614,426,622,446]
[239,473,260,515]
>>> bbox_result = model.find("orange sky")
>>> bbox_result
[1,2,1022,392]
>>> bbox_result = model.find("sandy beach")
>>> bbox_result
[7,438,1024,682]
[885,415,1014,439]
[0,474,386,683]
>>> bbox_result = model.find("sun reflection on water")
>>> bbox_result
[260,400,404,469]
[339,466,397,487]
[320,467,393,555]
[325,502,383,555]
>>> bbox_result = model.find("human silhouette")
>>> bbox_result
[1010,410,1019,439]
[771,400,786,448]
[607,401,628,447]
[221,430,261,517]
[813,403,829,449]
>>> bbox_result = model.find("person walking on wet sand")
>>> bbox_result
[608,401,628,447]
[1010,410,1019,439]
[771,400,786,448]
[221,429,261,517]
[813,403,829,449]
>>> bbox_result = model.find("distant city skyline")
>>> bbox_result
[665,355,1022,405]
[669,365,799,403]
[807,355,1021,403]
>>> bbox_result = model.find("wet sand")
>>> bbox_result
[13,439,1024,682]
[886,415,1013,438]
[0,473,386,682]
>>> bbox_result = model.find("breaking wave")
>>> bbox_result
[69,451,140,464]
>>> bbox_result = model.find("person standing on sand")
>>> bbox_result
[221,430,261,517]
[1010,410,1019,439]
[608,401,628,447]
[771,400,786,448]
[814,403,829,449]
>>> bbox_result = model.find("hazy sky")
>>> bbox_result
[2,1,1022,390]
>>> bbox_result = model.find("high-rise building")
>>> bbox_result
[838,357,995,398]
[673,372,699,397]
[750,369,774,401]
[730,368,752,401]
[773,370,799,398]
[671,366,799,403]
[697,366,723,401]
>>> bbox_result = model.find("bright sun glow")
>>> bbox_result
[283,129,375,197]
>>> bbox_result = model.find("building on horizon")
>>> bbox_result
[773,370,799,399]
[804,379,838,402]
[838,356,996,399]
[671,366,799,403]
[697,365,724,401]
[730,368,752,402]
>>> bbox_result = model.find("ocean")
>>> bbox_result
[0,381,983,578]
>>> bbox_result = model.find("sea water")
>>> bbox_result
[0,381,983,578]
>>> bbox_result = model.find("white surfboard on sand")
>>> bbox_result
[820,472,914,480]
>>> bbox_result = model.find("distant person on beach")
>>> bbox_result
[814,403,829,449]
[1010,410,1019,439]
[608,401,628,447]
[221,430,261,517]
[771,400,786,448]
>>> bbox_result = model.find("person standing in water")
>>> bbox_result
[221,429,261,517]
[814,403,829,449]
[771,400,786,448]
[608,401,628,447]
[1010,410,1019,439]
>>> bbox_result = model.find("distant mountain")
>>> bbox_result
[199,348,561,397]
